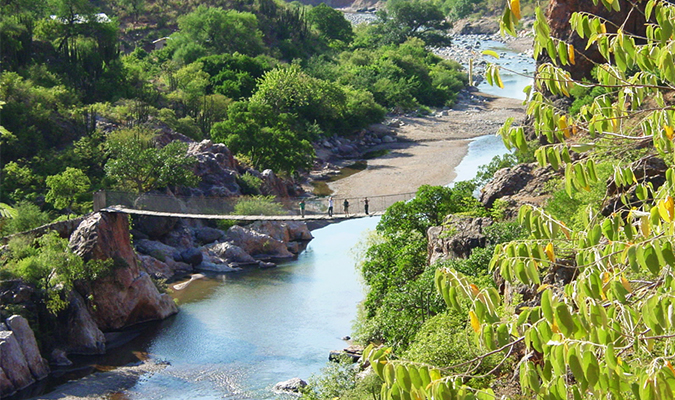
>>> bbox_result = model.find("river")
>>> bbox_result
[31,42,532,400]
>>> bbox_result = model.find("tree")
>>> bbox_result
[45,167,90,215]
[307,4,354,45]
[374,0,452,47]
[104,127,199,194]
[210,101,314,174]
[367,1,675,399]
[168,5,265,64]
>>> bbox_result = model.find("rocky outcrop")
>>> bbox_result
[225,225,294,260]
[427,216,493,265]
[187,140,241,197]
[58,292,106,355]
[69,212,178,331]
[247,221,313,244]
[0,315,50,397]
[479,163,554,217]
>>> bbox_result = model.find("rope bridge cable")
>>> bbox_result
[94,190,417,220]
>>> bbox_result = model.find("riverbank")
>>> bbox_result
[328,91,526,199]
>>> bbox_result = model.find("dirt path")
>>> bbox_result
[328,93,526,199]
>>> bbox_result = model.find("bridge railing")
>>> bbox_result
[94,190,416,217]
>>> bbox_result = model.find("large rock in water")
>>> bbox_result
[69,212,178,331]
[188,140,240,197]
[0,330,34,396]
[5,316,49,379]
[427,216,493,265]
[58,292,106,355]
[225,225,293,259]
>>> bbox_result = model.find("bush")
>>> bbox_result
[2,201,53,235]
[236,173,263,195]
[233,196,286,215]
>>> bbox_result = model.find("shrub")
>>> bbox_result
[236,173,263,195]
[2,201,53,235]
[233,196,286,216]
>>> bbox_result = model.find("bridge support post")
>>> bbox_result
[93,190,106,212]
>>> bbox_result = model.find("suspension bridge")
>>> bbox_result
[93,190,416,221]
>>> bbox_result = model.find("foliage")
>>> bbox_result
[369,1,675,399]
[104,126,199,193]
[166,5,265,64]
[2,232,114,314]
[307,4,354,46]
[372,0,452,47]
[378,183,480,236]
[2,201,53,236]
[232,196,286,216]
[45,167,91,215]
[236,172,263,195]
[211,101,314,174]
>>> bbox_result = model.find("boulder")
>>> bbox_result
[247,221,313,243]
[260,169,289,198]
[50,349,72,366]
[59,292,106,355]
[188,140,241,197]
[138,255,176,280]
[225,225,294,260]
[69,212,178,331]
[5,316,49,379]
[479,163,553,215]
[329,345,363,363]
[207,242,257,265]
[273,377,307,394]
[131,215,178,240]
[427,216,493,265]
[0,367,16,398]
[180,248,203,267]
[0,330,34,394]
[194,227,224,244]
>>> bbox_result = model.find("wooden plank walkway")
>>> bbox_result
[102,205,384,221]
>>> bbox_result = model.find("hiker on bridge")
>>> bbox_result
[328,196,334,217]
[364,197,369,215]
[343,199,350,216]
[299,200,306,218]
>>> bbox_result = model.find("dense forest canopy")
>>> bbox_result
[0,0,475,233]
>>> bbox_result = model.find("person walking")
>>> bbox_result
[328,196,334,217]
[299,200,305,218]
[364,197,369,215]
[343,198,350,216]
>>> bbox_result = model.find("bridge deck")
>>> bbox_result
[102,205,383,221]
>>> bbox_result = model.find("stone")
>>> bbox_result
[69,212,178,331]
[194,227,224,244]
[0,368,15,398]
[479,163,554,214]
[0,330,34,393]
[258,261,276,269]
[427,216,493,265]
[180,248,203,267]
[5,316,49,379]
[196,262,241,273]
[382,135,395,143]
[50,349,73,366]
[131,215,178,240]
[329,345,363,363]
[207,242,257,265]
[225,225,293,259]
[260,169,289,198]
[138,255,175,280]
[273,378,307,394]
[60,292,106,355]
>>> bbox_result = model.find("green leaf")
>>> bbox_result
[554,303,576,337]
[482,50,500,59]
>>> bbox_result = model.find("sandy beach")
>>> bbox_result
[328,93,526,199]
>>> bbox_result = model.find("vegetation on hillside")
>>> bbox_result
[0,0,467,234]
